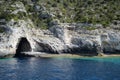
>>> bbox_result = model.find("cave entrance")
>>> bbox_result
[15,37,32,57]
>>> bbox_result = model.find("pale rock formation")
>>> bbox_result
[0,1,120,58]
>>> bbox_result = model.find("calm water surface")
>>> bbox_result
[0,57,120,80]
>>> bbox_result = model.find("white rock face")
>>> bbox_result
[0,19,66,57]
[50,23,120,54]
[0,19,120,57]
[0,1,120,58]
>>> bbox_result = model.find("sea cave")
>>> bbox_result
[15,37,32,57]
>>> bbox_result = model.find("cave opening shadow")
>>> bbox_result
[14,37,32,57]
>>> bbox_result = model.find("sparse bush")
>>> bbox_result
[52,3,57,7]
[0,27,5,33]
[0,0,120,29]
[74,0,120,27]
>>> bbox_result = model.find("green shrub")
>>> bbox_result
[0,27,5,33]
[52,3,57,7]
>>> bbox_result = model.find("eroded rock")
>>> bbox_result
[0,19,120,58]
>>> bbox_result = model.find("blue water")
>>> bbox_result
[0,57,120,80]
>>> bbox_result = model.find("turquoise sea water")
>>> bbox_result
[0,57,120,80]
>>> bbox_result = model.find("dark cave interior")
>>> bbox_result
[15,37,32,57]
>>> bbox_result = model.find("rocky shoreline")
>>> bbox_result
[1,52,120,59]
[0,0,120,58]
[0,1,120,58]
[21,53,120,58]
[0,19,120,58]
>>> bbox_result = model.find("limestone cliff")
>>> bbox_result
[0,0,120,58]
[0,18,120,58]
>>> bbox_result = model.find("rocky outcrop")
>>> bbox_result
[0,19,66,57]
[0,19,120,58]
[50,23,120,54]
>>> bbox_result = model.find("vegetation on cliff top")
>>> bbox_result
[0,0,120,29]
[75,0,120,27]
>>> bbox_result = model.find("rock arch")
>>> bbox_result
[15,37,32,57]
